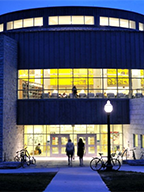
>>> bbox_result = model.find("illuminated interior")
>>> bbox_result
[24,124,123,157]
[100,16,136,29]
[0,24,3,32]
[18,68,144,99]
[7,17,43,30]
[48,16,94,25]
[2,15,141,33]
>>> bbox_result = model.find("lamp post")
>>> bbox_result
[104,100,113,171]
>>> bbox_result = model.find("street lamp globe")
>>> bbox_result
[104,100,113,113]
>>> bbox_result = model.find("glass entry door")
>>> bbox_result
[50,134,69,157]
[77,134,97,156]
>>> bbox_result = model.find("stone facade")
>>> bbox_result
[0,35,23,161]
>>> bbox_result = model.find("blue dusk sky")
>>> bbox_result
[0,0,144,15]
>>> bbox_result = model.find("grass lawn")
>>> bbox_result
[0,172,56,191]
[99,170,144,192]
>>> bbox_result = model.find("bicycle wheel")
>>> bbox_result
[14,156,20,162]
[90,158,102,171]
[111,159,121,171]
[21,158,27,168]
[32,157,36,165]
[21,156,30,168]
[140,154,144,160]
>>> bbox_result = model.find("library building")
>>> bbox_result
[0,6,144,161]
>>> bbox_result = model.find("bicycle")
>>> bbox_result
[140,150,144,160]
[90,153,121,171]
[14,150,21,162]
[14,147,36,168]
[130,148,136,160]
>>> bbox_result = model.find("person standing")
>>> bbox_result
[77,138,85,166]
[66,139,75,166]
[72,86,77,98]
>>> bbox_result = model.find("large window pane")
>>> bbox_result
[109,17,119,27]
[130,20,136,29]
[120,19,128,28]
[29,69,43,78]
[49,16,58,25]
[139,22,144,31]
[59,69,72,77]
[74,69,87,77]
[100,17,108,26]
[7,21,13,30]
[18,70,28,78]
[88,69,102,77]
[72,16,84,24]
[85,16,94,25]
[14,19,22,29]
[59,78,72,89]
[74,78,87,90]
[89,78,102,90]
[59,16,71,25]
[24,18,33,27]
[0,24,4,32]
[34,125,46,133]
[34,17,43,26]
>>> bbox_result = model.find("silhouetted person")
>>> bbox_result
[72,86,77,98]
[77,138,85,166]
[66,139,75,166]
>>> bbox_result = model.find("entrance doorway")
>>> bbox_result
[50,134,69,157]
[77,134,97,156]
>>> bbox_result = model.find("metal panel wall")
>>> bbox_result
[17,99,129,125]
[9,31,144,69]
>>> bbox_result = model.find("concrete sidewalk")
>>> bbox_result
[0,160,144,192]
[44,166,110,192]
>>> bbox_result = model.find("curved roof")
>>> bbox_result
[0,6,144,32]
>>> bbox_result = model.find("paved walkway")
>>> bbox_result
[0,159,144,192]
[44,166,109,192]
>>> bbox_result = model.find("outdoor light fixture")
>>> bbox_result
[104,100,113,171]
[104,100,113,113]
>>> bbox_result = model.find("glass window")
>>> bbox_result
[59,78,72,89]
[140,135,144,148]
[118,69,129,77]
[85,16,94,25]
[47,125,59,134]
[49,16,58,25]
[0,24,3,32]
[100,17,108,26]
[34,125,46,133]
[18,70,28,78]
[59,16,71,25]
[109,17,119,27]
[139,22,144,31]
[24,125,33,134]
[133,134,138,147]
[34,17,43,26]
[74,69,87,77]
[74,125,86,133]
[14,19,22,29]
[130,20,136,29]
[7,21,13,30]
[120,19,128,28]
[60,125,72,133]
[29,69,43,78]
[24,18,33,27]
[132,69,141,77]
[59,69,72,78]
[72,16,84,24]
[88,69,102,77]
[107,69,117,77]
